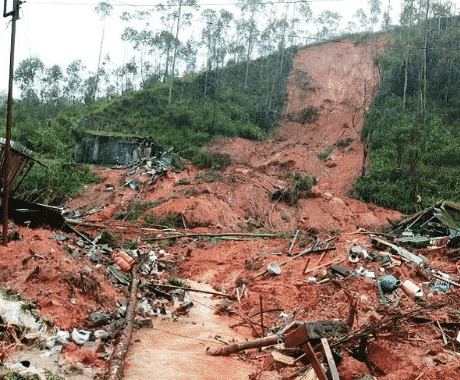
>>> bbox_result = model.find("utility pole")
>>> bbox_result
[3,0,21,246]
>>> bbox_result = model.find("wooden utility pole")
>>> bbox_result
[2,0,21,246]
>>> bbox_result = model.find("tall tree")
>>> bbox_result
[14,57,44,105]
[64,60,86,105]
[94,2,113,101]
[368,0,382,31]
[315,10,342,41]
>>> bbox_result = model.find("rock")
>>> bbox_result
[89,311,113,327]
[72,329,91,345]
[94,329,110,340]
[135,317,153,328]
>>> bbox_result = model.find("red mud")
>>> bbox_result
[1,36,459,379]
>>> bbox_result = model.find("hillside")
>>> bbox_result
[0,34,460,380]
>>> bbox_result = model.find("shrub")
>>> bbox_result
[286,106,319,124]
[271,173,316,206]
[317,146,334,160]
[143,213,183,229]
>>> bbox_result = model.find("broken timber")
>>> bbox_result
[253,246,336,278]
[107,265,139,380]
[206,320,347,356]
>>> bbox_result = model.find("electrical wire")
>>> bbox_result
[27,0,352,7]
[150,326,227,345]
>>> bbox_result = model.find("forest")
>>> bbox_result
[1,0,460,214]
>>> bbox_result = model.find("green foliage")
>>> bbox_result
[356,96,460,213]
[286,106,319,125]
[0,287,21,302]
[190,150,231,170]
[115,201,162,222]
[271,173,316,206]
[317,146,334,160]
[167,277,190,288]
[143,213,183,229]
[98,229,119,248]
[14,160,102,206]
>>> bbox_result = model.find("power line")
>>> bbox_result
[27,0,352,7]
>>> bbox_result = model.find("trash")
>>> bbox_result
[350,245,370,260]
[71,329,91,345]
[112,250,135,273]
[331,264,349,277]
[127,179,138,190]
[56,330,71,345]
[94,330,110,340]
[428,282,452,293]
[371,237,425,266]
[356,266,376,279]
[173,301,194,316]
[267,262,281,275]
[394,235,431,248]
[306,276,317,283]
[379,274,401,293]
[401,280,423,298]
[348,253,360,263]
[89,311,113,327]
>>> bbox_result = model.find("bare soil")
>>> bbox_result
[1,36,459,379]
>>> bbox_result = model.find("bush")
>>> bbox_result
[14,160,102,206]
[286,106,319,124]
[143,213,183,229]
[271,173,316,206]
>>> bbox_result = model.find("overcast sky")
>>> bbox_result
[0,0,457,94]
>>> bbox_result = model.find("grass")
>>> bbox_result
[114,200,162,222]
[143,213,183,229]
[0,287,21,302]
[317,146,334,160]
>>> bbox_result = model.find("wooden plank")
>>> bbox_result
[303,342,328,380]
[321,338,340,380]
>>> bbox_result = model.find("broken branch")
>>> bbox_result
[206,335,281,356]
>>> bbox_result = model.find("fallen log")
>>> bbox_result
[206,335,281,356]
[107,265,139,380]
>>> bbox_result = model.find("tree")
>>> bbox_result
[41,64,63,106]
[14,57,44,104]
[93,2,113,101]
[64,60,86,104]
[315,11,342,41]
[237,0,265,89]
[368,0,382,31]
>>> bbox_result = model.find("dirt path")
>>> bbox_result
[124,282,254,380]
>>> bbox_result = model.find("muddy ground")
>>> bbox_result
[1,35,460,380]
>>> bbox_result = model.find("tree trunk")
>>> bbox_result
[168,0,182,105]
[206,335,280,356]
[107,265,139,380]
